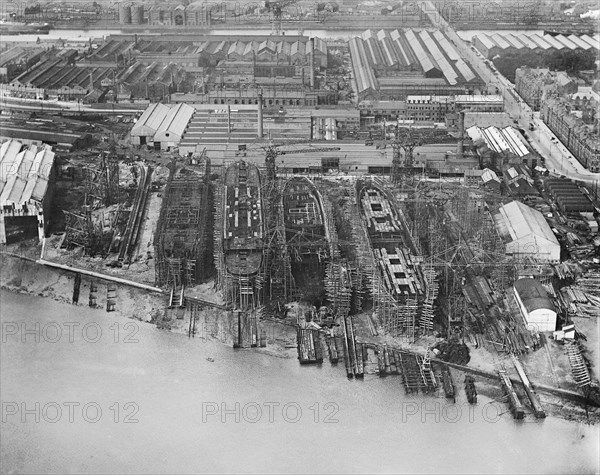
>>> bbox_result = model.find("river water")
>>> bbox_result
[2,28,539,43]
[1,290,598,474]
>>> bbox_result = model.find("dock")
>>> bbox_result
[511,354,546,418]
[498,370,525,419]
[441,365,456,402]
[297,328,323,364]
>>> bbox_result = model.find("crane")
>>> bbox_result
[390,124,423,184]
[264,0,297,35]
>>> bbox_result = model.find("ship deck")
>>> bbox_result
[359,184,422,300]
[223,161,263,275]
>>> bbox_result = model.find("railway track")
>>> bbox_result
[118,164,152,264]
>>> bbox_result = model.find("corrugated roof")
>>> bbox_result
[514,278,555,313]
[474,34,495,50]
[504,34,526,49]
[466,126,529,157]
[155,103,195,140]
[131,103,171,137]
[390,30,412,66]
[542,35,566,50]
[529,34,552,50]
[580,34,600,50]
[490,34,511,49]
[554,35,578,50]
[419,30,457,85]
[0,140,54,207]
[567,34,592,50]
[433,31,461,61]
[514,34,538,49]
[496,200,559,248]
[404,30,436,74]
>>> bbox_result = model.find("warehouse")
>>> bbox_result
[131,103,195,149]
[494,200,561,263]
[0,140,56,244]
[545,178,594,214]
[513,278,557,333]
[349,28,482,100]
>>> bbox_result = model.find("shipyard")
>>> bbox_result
[1,1,599,474]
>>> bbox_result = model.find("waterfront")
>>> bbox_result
[1,289,598,474]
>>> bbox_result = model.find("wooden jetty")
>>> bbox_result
[441,365,456,402]
[341,315,364,378]
[511,354,546,418]
[465,375,477,404]
[374,344,436,393]
[498,370,525,419]
[297,328,323,364]
[234,310,259,348]
[326,335,339,364]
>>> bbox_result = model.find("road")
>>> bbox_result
[420,1,600,187]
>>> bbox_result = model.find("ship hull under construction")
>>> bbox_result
[283,177,330,300]
[223,161,264,276]
[357,182,423,303]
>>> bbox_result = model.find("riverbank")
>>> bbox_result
[2,249,599,425]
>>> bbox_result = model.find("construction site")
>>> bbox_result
[5,110,590,422]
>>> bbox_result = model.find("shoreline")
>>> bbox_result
[2,252,599,425]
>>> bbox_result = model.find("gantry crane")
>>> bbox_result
[264,0,297,35]
[261,140,341,181]
[390,124,423,184]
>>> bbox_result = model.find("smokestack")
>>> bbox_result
[257,92,263,139]
[457,110,465,159]
[89,70,94,91]
[309,38,315,90]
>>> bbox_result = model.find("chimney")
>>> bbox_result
[89,70,94,91]
[309,38,315,90]
[257,92,264,138]
[456,110,465,159]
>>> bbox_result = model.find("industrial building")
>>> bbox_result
[0,140,56,244]
[131,103,195,150]
[466,125,538,168]
[472,32,600,59]
[513,278,557,333]
[544,178,595,214]
[349,29,483,101]
[494,201,561,263]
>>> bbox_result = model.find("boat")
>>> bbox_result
[465,375,477,404]
[223,160,263,276]
[357,182,423,301]
[0,19,53,34]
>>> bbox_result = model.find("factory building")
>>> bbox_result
[466,125,537,167]
[494,201,561,263]
[349,29,483,101]
[472,32,600,59]
[513,278,557,333]
[0,140,56,244]
[131,103,195,150]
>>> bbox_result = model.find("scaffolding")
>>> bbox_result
[155,160,214,288]
[83,153,120,208]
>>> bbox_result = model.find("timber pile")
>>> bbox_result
[558,286,600,317]
[432,340,470,365]
[565,341,592,388]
